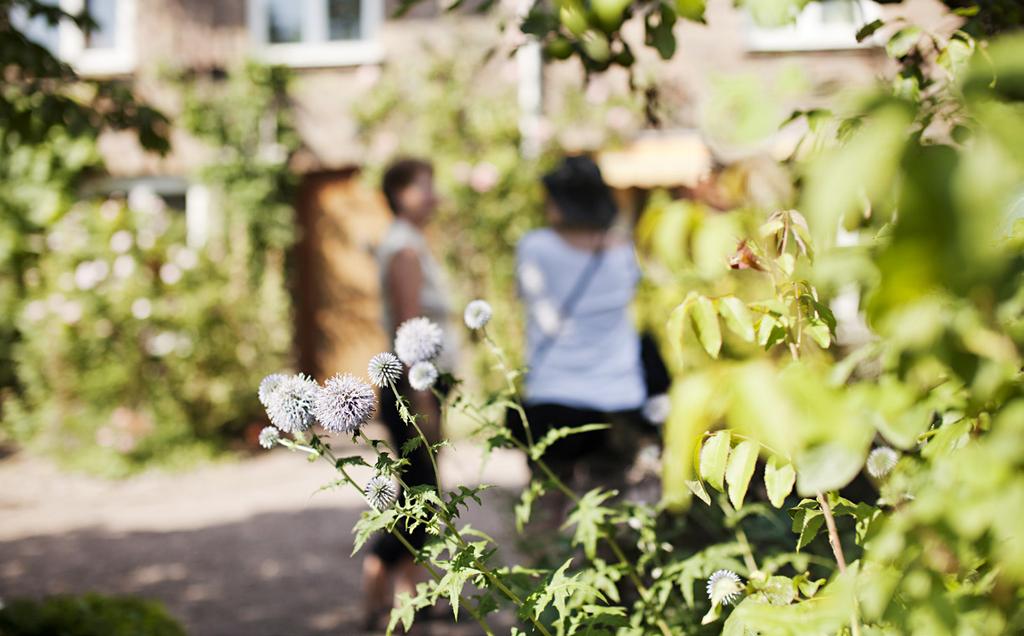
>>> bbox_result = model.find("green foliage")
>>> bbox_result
[1,64,297,475]
[0,594,185,636]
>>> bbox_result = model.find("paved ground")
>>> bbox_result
[0,428,530,636]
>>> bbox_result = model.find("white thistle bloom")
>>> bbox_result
[364,474,398,511]
[367,352,402,388]
[408,361,439,391]
[314,373,376,434]
[265,373,319,434]
[258,426,280,449]
[464,299,493,330]
[866,446,900,479]
[258,373,288,407]
[394,317,443,365]
[706,570,743,606]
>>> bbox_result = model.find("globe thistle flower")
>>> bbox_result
[364,474,398,511]
[706,570,743,606]
[394,317,443,365]
[367,352,402,388]
[258,426,280,449]
[642,393,671,425]
[866,446,900,479]
[258,373,288,407]
[264,373,319,434]
[314,373,376,435]
[463,299,493,330]
[408,361,439,392]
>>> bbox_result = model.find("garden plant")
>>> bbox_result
[256,8,1024,634]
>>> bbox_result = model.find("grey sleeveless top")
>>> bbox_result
[377,219,458,370]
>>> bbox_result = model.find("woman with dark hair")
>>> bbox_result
[366,158,456,629]
[513,155,647,498]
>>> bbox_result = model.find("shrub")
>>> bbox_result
[0,594,185,636]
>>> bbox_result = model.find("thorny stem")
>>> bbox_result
[332,458,496,636]
[472,344,673,636]
[389,383,555,636]
[281,436,495,635]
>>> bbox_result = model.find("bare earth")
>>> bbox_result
[0,428,530,636]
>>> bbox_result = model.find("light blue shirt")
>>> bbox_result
[517,228,646,412]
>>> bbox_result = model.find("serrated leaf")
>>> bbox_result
[564,489,617,559]
[692,295,722,358]
[699,430,731,492]
[796,510,824,551]
[764,456,796,508]
[725,439,759,509]
[400,436,423,456]
[718,296,755,342]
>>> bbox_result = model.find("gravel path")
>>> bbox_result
[0,430,530,636]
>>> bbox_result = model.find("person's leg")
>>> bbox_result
[365,380,440,627]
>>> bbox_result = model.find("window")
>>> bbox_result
[9,0,135,75]
[249,0,383,67]
[745,0,882,53]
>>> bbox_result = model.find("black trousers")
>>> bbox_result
[370,380,439,566]
[507,402,645,483]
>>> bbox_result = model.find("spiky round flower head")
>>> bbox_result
[463,299,493,330]
[367,352,402,388]
[258,373,287,408]
[394,317,443,365]
[264,373,319,434]
[408,361,439,391]
[258,426,280,449]
[707,570,743,606]
[866,446,900,479]
[314,373,376,434]
[364,474,398,511]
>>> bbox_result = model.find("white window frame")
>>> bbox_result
[59,0,136,76]
[745,0,883,53]
[248,0,383,68]
[10,0,135,75]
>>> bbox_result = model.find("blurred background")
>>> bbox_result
[0,0,971,634]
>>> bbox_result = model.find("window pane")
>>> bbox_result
[328,0,362,41]
[821,0,857,25]
[267,0,304,43]
[10,0,60,52]
[85,0,118,49]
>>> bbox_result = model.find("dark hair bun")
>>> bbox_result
[542,155,617,229]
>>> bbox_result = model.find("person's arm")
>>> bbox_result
[385,247,440,438]
[387,247,423,324]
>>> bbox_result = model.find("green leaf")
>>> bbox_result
[855,18,883,42]
[723,566,858,635]
[699,430,731,492]
[796,509,824,550]
[666,292,697,365]
[353,509,397,555]
[685,479,712,505]
[718,296,755,342]
[886,26,922,59]
[530,423,610,461]
[564,488,617,559]
[805,321,831,348]
[515,480,546,532]
[764,455,796,508]
[674,0,706,21]
[400,436,423,456]
[692,295,723,358]
[725,440,759,509]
